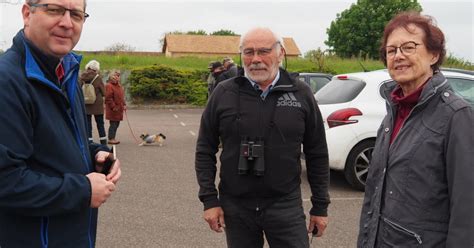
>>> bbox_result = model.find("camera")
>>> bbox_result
[238,136,265,176]
[98,145,116,175]
[101,155,115,175]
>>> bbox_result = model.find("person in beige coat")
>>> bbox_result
[80,60,107,145]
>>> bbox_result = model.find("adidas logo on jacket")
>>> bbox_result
[276,92,302,108]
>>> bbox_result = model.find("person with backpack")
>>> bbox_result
[80,60,107,145]
[105,70,126,145]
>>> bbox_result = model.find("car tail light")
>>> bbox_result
[327,108,363,128]
[337,75,348,80]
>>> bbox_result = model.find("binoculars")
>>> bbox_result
[238,136,265,176]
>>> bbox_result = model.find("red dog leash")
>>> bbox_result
[124,110,141,145]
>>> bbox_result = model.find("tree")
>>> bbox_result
[104,43,135,52]
[325,0,422,59]
[211,29,238,36]
[304,48,336,74]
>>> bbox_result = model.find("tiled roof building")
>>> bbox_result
[162,34,301,58]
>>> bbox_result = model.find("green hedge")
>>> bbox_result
[128,65,208,105]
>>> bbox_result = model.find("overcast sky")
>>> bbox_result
[1,0,472,62]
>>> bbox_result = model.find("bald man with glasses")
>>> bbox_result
[0,0,121,247]
[196,27,330,247]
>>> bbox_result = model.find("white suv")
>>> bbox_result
[315,69,473,190]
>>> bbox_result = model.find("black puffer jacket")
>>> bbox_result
[357,72,473,247]
[195,69,330,216]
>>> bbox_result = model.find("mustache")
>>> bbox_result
[248,63,267,70]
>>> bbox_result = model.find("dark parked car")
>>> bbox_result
[297,73,332,94]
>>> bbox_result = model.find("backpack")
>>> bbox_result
[82,74,99,104]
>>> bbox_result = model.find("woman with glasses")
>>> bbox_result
[357,12,473,248]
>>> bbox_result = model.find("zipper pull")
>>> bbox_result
[415,234,422,244]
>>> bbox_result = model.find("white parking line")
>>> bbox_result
[303,197,363,202]
[173,114,178,119]
[180,122,186,127]
[189,131,196,136]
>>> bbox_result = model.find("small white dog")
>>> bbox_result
[139,133,167,146]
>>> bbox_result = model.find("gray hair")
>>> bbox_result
[85,60,100,71]
[239,27,285,55]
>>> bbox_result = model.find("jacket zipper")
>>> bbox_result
[41,217,49,248]
[271,82,294,90]
[274,123,286,143]
[265,86,292,143]
[383,218,422,244]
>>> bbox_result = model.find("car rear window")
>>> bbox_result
[315,79,366,104]
[310,76,331,93]
[299,76,331,94]
[448,77,473,106]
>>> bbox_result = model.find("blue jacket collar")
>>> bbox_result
[15,30,82,92]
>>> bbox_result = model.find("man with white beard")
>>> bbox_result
[195,27,330,247]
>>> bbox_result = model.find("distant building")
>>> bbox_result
[162,34,301,58]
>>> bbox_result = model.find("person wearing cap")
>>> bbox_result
[80,60,107,145]
[207,61,225,97]
[216,57,239,84]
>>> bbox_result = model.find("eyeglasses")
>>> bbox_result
[385,41,422,58]
[242,42,280,58]
[28,3,89,22]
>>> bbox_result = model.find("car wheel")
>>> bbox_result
[344,140,375,191]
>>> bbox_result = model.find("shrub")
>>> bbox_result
[444,54,473,69]
[128,65,207,105]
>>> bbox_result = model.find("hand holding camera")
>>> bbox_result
[96,145,116,175]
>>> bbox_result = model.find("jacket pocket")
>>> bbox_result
[382,218,422,247]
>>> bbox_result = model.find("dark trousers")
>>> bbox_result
[108,121,121,140]
[221,190,309,248]
[86,114,106,143]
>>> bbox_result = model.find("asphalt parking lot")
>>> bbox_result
[94,108,364,248]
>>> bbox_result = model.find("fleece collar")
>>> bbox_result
[234,68,299,93]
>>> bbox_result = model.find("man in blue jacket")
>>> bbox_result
[0,0,122,247]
